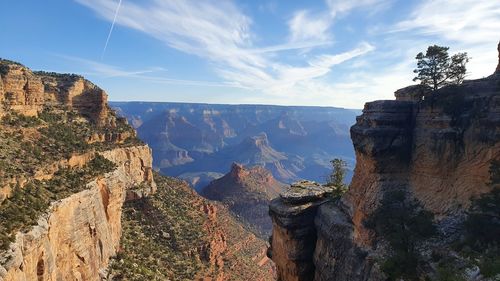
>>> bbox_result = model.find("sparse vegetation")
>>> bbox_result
[458,160,500,278]
[108,173,273,281]
[0,154,116,251]
[33,70,83,79]
[365,190,436,281]
[2,112,42,127]
[0,106,141,188]
[325,158,348,197]
[108,175,206,280]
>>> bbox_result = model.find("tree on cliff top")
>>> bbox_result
[413,45,469,90]
[325,158,348,196]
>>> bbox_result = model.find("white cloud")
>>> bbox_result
[326,0,392,17]
[288,0,391,43]
[288,10,333,42]
[55,55,240,88]
[76,0,373,102]
[391,0,500,78]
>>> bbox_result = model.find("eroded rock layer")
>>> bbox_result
[0,60,108,124]
[0,146,154,281]
[270,46,500,280]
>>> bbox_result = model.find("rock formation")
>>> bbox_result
[0,60,108,125]
[112,101,358,184]
[269,45,500,280]
[108,175,275,280]
[0,146,155,281]
[0,59,275,281]
[202,163,286,236]
[496,41,500,73]
[268,182,329,281]
[0,59,156,281]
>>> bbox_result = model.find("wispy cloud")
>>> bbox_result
[288,10,333,42]
[56,55,241,88]
[390,0,500,78]
[288,0,391,43]
[75,0,373,101]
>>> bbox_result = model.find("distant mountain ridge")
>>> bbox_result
[111,101,360,186]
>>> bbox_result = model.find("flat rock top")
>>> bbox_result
[279,180,329,204]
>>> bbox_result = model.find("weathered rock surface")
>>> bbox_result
[0,60,156,280]
[202,163,286,236]
[0,145,155,281]
[496,41,500,73]
[269,45,500,280]
[268,181,328,281]
[0,60,108,125]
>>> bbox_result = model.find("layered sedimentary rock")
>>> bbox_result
[0,145,155,281]
[202,163,286,236]
[270,45,500,280]
[112,101,358,184]
[268,182,329,281]
[0,60,108,124]
[0,59,156,280]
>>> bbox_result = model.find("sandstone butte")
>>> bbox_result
[0,60,274,281]
[269,42,500,281]
[202,162,287,237]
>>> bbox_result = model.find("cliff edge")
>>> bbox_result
[270,44,500,281]
[0,59,155,280]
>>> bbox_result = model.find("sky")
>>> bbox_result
[0,0,499,109]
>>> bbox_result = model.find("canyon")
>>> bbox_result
[268,45,500,280]
[0,59,273,281]
[111,101,359,188]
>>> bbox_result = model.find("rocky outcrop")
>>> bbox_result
[0,60,109,125]
[0,145,154,281]
[0,59,155,280]
[107,175,275,281]
[268,182,329,281]
[203,163,286,236]
[496,41,500,73]
[269,46,500,280]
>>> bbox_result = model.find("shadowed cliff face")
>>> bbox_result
[269,45,500,281]
[497,42,500,73]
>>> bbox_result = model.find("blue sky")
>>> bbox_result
[1,0,499,108]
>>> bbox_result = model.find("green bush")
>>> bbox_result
[435,263,466,281]
[0,154,116,251]
[1,113,41,127]
[365,190,436,280]
[460,160,500,277]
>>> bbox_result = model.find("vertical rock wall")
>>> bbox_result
[269,45,500,280]
[0,146,155,281]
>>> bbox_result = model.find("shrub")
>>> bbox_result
[460,160,500,277]
[0,154,116,251]
[365,190,436,280]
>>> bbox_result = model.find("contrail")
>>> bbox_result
[101,0,122,60]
